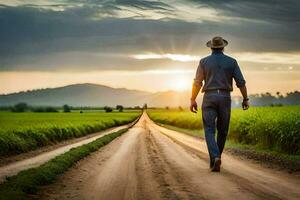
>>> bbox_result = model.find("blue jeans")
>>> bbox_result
[202,91,231,166]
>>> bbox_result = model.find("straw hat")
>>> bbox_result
[206,36,228,48]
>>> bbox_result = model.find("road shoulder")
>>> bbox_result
[155,123,300,174]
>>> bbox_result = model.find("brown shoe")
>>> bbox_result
[211,157,221,172]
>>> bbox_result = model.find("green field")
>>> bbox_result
[148,106,300,155]
[0,111,140,156]
[0,128,128,200]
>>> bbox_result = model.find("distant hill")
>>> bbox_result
[2,83,298,108]
[0,83,192,107]
[147,90,192,108]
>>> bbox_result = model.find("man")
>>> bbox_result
[190,36,249,172]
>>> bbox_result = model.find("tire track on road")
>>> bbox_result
[37,112,300,200]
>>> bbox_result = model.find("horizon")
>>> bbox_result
[0,0,299,95]
[0,82,298,97]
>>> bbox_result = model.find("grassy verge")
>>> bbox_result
[0,128,128,200]
[156,123,204,138]
[225,140,300,161]
[154,120,300,171]
[156,122,300,162]
[148,107,300,155]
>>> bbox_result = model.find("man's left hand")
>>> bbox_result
[190,99,198,113]
[242,99,249,110]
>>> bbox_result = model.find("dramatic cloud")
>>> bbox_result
[0,0,299,72]
[191,0,300,23]
[133,52,300,65]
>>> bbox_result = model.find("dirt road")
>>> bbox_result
[0,122,135,183]
[39,113,300,200]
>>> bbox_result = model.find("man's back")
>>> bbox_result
[196,51,245,93]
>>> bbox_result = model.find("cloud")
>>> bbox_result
[190,0,300,23]
[132,52,300,65]
[0,1,299,72]
[110,0,174,11]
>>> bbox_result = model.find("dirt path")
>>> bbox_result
[0,122,136,183]
[38,113,300,200]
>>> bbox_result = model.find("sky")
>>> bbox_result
[0,0,299,95]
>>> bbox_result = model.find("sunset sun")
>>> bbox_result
[173,78,191,91]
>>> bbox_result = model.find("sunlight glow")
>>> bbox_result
[132,53,199,62]
[132,52,300,65]
[1,70,299,94]
[173,77,191,91]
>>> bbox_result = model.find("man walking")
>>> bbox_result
[190,36,249,172]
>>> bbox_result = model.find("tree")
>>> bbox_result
[104,106,113,113]
[116,105,123,112]
[178,106,183,111]
[45,107,58,112]
[11,102,28,112]
[32,106,58,112]
[276,91,280,97]
[143,103,148,110]
[63,104,71,113]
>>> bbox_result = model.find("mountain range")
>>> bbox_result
[2,83,298,108]
[0,83,193,107]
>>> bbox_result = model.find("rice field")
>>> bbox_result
[0,111,140,156]
[148,106,300,155]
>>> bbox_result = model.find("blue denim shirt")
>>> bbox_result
[193,51,246,93]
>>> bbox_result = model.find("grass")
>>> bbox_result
[148,109,203,130]
[224,140,300,164]
[0,111,140,156]
[157,122,300,162]
[156,123,204,138]
[0,128,129,200]
[148,106,300,155]
[229,107,300,155]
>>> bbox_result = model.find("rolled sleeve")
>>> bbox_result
[193,60,204,88]
[233,60,246,88]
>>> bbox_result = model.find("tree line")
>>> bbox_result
[3,103,143,113]
[232,90,300,107]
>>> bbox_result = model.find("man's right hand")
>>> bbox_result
[242,99,249,110]
[190,99,198,113]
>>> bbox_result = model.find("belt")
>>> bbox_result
[205,89,230,95]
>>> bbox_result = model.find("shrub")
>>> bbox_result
[63,105,71,113]
[31,107,58,112]
[116,105,124,112]
[104,106,113,113]
[11,103,28,112]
